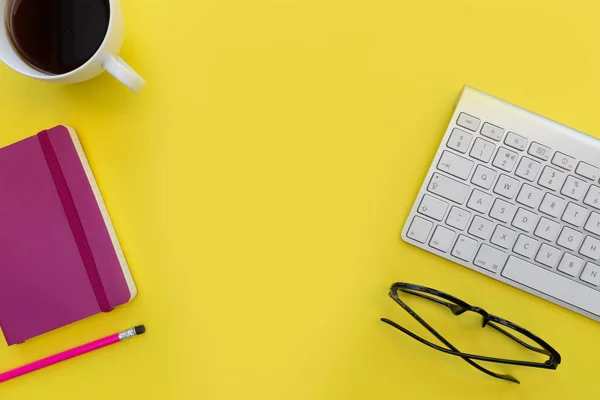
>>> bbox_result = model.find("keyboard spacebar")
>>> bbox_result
[502,256,600,316]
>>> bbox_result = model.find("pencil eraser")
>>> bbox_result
[135,325,146,335]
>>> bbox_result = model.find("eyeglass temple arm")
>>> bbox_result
[379,318,521,384]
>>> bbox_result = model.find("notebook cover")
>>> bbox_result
[0,126,136,345]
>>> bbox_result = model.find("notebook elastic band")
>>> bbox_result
[38,131,113,312]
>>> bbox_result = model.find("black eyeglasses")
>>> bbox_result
[380,282,561,384]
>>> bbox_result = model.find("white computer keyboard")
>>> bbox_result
[402,86,600,322]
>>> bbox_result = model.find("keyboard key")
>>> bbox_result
[429,226,456,253]
[516,184,543,209]
[512,208,538,232]
[428,173,470,204]
[580,236,600,260]
[584,212,600,236]
[474,244,506,273]
[504,132,528,151]
[446,206,471,230]
[471,165,496,189]
[561,202,588,227]
[490,225,517,249]
[514,157,541,182]
[417,194,448,221]
[513,234,539,258]
[451,235,478,261]
[558,254,584,277]
[528,142,551,161]
[502,256,600,316]
[446,128,473,154]
[470,138,495,163]
[407,216,433,243]
[584,185,600,210]
[576,162,600,181]
[560,176,588,200]
[468,215,494,240]
[581,263,600,286]
[534,217,561,242]
[489,198,517,223]
[535,243,561,268]
[492,147,518,172]
[437,151,474,180]
[538,166,566,191]
[467,189,493,213]
[552,152,576,171]
[456,112,481,132]
[538,193,567,218]
[557,227,584,251]
[493,174,519,199]
[480,122,504,141]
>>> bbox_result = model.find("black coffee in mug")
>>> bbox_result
[6,0,110,75]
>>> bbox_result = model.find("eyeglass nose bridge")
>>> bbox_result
[470,306,491,328]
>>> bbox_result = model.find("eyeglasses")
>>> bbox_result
[380,282,561,384]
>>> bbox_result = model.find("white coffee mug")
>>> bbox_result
[0,0,145,92]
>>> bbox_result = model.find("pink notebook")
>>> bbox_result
[0,126,137,345]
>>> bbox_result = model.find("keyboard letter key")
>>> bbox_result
[493,174,520,199]
[581,263,600,286]
[584,212,600,236]
[534,243,561,268]
[489,198,517,223]
[467,189,493,214]
[471,165,497,190]
[561,202,588,227]
[538,193,566,218]
[428,173,470,204]
[511,208,538,232]
[534,217,561,242]
[490,225,517,249]
[557,227,583,251]
[468,215,494,240]
[558,254,584,277]
[513,234,539,259]
[516,184,543,209]
[580,236,600,261]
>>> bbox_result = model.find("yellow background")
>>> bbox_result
[1,0,600,398]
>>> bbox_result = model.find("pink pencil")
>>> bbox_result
[0,325,145,383]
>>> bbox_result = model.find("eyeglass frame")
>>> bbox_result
[381,282,561,384]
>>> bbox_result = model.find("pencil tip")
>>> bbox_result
[135,325,146,335]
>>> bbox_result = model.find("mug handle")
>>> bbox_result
[103,56,146,93]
